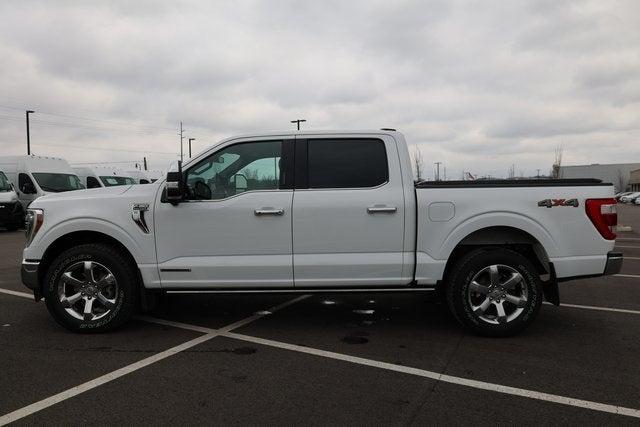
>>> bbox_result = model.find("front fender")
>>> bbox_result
[25,217,146,263]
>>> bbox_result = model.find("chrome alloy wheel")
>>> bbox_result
[57,261,118,321]
[467,264,528,325]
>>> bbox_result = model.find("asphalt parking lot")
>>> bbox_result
[1,205,639,425]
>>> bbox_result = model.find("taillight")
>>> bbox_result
[585,198,617,240]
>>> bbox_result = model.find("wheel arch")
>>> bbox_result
[38,230,140,291]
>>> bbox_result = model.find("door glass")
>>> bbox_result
[307,139,388,188]
[185,140,283,200]
[86,176,102,188]
[18,173,37,194]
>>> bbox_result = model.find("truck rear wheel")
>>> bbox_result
[43,243,137,333]
[446,248,542,337]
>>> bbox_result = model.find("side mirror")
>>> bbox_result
[165,165,183,204]
[232,174,248,193]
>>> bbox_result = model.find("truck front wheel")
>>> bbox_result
[43,243,137,333]
[446,248,542,337]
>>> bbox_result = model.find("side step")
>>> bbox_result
[165,287,436,295]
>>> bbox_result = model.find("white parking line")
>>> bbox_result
[544,302,640,315]
[616,238,640,241]
[623,257,640,260]
[615,245,640,249]
[0,294,309,426]
[0,288,33,299]
[219,331,640,419]
[614,274,640,278]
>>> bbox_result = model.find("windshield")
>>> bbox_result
[100,176,136,187]
[0,172,12,192]
[32,173,84,192]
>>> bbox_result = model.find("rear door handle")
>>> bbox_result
[254,208,285,216]
[367,206,397,214]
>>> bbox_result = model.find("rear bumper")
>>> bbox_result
[603,251,623,275]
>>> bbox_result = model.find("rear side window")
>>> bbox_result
[86,176,101,188]
[307,139,388,189]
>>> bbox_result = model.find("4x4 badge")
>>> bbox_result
[538,199,579,208]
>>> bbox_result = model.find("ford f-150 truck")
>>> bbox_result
[20,130,623,336]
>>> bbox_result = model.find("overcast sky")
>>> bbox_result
[1,0,639,178]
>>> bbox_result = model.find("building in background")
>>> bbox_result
[559,163,640,192]
[629,169,640,192]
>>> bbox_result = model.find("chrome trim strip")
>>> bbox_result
[166,287,435,294]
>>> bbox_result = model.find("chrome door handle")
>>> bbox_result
[254,208,284,216]
[367,206,397,214]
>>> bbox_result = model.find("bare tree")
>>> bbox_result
[551,144,563,179]
[411,146,425,182]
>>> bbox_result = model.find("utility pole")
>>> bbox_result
[536,169,541,179]
[434,162,442,181]
[179,121,184,163]
[26,110,34,155]
[188,138,195,158]
[291,119,306,130]
[143,157,148,171]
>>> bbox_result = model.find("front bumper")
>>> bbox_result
[21,260,40,291]
[0,202,23,226]
[604,251,623,275]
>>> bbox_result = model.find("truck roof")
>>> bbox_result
[217,129,402,142]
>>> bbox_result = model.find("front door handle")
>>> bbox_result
[254,208,285,216]
[367,206,397,214]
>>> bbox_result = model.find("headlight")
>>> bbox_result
[25,209,44,247]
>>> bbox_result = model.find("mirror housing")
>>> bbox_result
[165,162,183,204]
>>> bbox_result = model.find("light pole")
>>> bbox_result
[434,162,442,181]
[188,138,195,158]
[26,110,34,155]
[291,119,306,130]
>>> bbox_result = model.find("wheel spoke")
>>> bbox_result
[495,301,507,324]
[97,292,116,309]
[473,297,492,315]
[489,265,500,286]
[62,272,84,288]
[60,292,82,308]
[84,261,96,283]
[469,281,489,295]
[505,294,527,308]
[501,272,523,290]
[95,273,115,289]
[83,297,94,321]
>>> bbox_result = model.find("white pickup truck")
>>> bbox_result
[21,130,623,336]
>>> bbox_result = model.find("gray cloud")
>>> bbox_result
[0,0,639,177]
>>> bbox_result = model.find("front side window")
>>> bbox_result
[307,139,388,189]
[0,172,12,192]
[185,140,285,200]
[100,176,136,187]
[86,176,102,188]
[18,173,37,194]
[32,173,84,192]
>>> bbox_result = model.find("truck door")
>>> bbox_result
[292,136,406,287]
[154,138,295,289]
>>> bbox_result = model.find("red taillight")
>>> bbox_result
[585,198,617,240]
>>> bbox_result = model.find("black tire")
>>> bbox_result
[445,248,542,337]
[43,243,137,333]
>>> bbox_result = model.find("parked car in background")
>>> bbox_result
[125,169,152,184]
[635,197,640,205]
[144,169,164,183]
[615,191,632,201]
[20,130,622,337]
[620,192,640,203]
[0,155,84,209]
[72,166,136,188]
[0,170,24,230]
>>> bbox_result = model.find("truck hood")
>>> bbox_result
[30,183,158,208]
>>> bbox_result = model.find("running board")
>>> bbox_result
[165,287,436,294]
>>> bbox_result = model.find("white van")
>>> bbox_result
[0,170,24,230]
[72,166,136,188]
[0,156,84,209]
